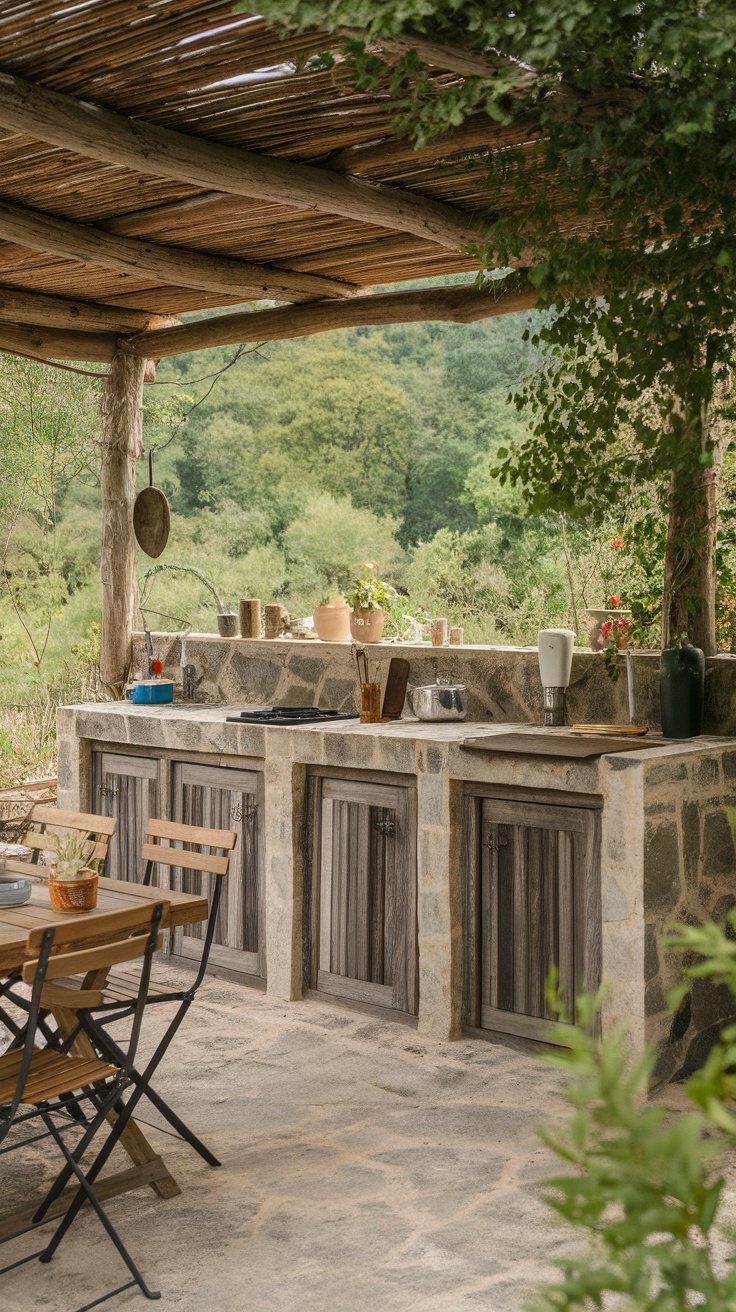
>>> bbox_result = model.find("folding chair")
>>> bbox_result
[4,804,116,879]
[0,807,117,1050]
[0,902,165,1309]
[84,818,236,1169]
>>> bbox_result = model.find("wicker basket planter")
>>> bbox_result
[48,868,99,913]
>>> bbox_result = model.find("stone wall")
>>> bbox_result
[133,632,736,734]
[640,748,736,1080]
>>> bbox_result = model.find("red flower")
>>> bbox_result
[611,537,624,550]
[607,595,622,608]
[151,659,163,675]
[614,617,628,631]
[600,621,612,639]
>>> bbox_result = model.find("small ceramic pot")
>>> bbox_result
[217,612,238,638]
[48,869,98,913]
[313,602,351,642]
[349,607,386,643]
[584,608,632,651]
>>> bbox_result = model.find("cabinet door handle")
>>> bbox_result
[373,816,396,835]
[230,801,256,824]
[483,835,508,851]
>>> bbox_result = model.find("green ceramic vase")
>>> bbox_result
[659,644,705,738]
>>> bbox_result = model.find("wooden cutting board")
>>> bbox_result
[462,731,661,759]
[381,657,410,720]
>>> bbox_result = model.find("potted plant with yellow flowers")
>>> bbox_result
[345,564,397,643]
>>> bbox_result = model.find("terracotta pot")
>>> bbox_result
[349,607,386,643]
[48,869,98,913]
[312,602,351,643]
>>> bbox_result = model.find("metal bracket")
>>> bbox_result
[373,815,396,836]
[231,801,256,824]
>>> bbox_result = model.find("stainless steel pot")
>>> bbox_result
[408,680,467,721]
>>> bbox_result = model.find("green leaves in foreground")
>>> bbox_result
[529,1005,736,1311]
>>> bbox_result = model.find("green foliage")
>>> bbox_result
[140,563,227,616]
[53,831,97,880]
[0,622,106,787]
[344,566,398,612]
[255,1,736,637]
[531,838,736,1311]
[530,1017,736,1312]
[0,355,101,668]
[284,497,404,603]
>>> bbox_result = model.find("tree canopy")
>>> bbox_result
[258,1,736,652]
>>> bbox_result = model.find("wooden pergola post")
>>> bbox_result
[99,352,148,688]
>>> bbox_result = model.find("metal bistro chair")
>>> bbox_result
[85,817,237,1170]
[0,806,117,1047]
[0,902,165,1309]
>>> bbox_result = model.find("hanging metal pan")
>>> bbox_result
[133,450,170,559]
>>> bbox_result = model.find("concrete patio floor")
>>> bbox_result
[3,970,582,1312]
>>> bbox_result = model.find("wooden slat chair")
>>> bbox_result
[87,817,237,1170]
[0,903,165,1308]
[0,806,117,1046]
[15,803,116,875]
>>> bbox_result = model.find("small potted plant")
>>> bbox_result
[345,564,398,643]
[585,595,632,651]
[312,593,351,642]
[48,833,101,913]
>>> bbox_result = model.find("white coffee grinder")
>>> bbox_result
[537,629,576,727]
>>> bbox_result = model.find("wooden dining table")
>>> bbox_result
[0,864,209,1241]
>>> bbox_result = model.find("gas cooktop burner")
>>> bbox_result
[225,706,360,727]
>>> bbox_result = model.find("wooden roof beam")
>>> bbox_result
[0,195,355,301]
[0,284,177,333]
[0,280,538,366]
[0,320,116,361]
[121,279,538,359]
[0,70,483,252]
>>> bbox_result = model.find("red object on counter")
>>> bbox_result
[151,659,163,675]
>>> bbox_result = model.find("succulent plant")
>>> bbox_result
[52,833,98,881]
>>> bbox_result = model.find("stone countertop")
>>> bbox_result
[57,700,736,796]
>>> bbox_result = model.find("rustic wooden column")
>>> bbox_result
[99,352,147,688]
[661,397,719,656]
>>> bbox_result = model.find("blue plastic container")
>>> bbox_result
[127,680,174,705]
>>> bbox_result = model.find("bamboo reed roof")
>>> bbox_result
[0,0,517,329]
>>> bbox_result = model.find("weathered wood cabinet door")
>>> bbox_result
[308,776,417,1017]
[171,761,264,982]
[464,795,601,1044]
[92,751,159,883]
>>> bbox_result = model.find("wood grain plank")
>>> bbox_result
[319,797,334,972]
[354,804,370,981]
[482,798,586,833]
[480,1004,574,1046]
[543,828,559,1020]
[463,732,660,759]
[322,778,400,809]
[512,825,529,1015]
[527,827,544,1018]
[557,829,575,1022]
[317,969,393,1007]
[462,794,481,1029]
